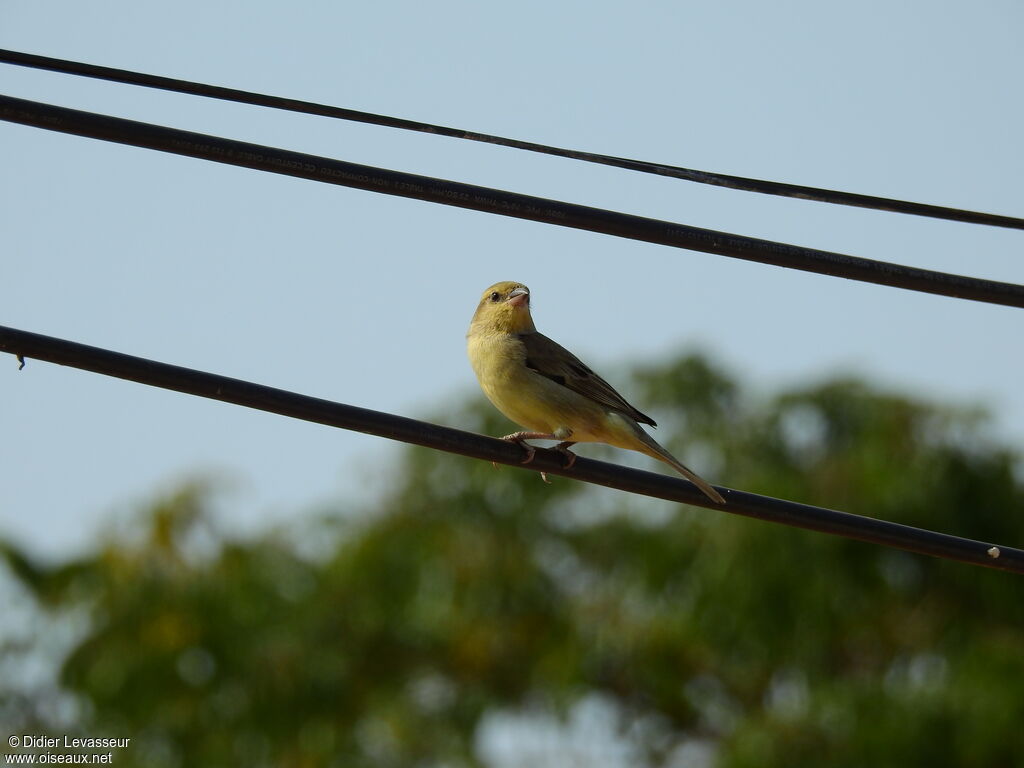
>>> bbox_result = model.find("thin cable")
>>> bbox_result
[2,47,1021,231]
[1,323,1020,574]
[2,95,1023,309]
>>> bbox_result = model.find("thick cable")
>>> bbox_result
[2,95,1022,308]
[1,324,1020,573]
[2,47,1021,230]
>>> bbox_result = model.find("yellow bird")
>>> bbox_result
[467,281,726,504]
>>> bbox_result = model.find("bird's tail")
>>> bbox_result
[633,430,726,505]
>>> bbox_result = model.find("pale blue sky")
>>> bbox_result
[2,0,1022,558]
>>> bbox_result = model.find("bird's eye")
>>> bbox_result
[489,292,501,302]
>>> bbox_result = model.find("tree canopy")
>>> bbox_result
[3,353,1022,767]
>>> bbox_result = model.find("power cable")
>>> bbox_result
[1,323,1020,574]
[2,94,1022,309]
[1,47,1021,231]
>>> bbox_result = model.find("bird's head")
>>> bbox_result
[470,281,536,334]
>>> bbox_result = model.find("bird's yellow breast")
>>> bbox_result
[466,330,621,443]
[467,332,545,427]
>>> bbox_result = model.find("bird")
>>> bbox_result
[466,281,726,504]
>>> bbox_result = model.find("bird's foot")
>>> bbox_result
[554,441,577,470]
[501,433,537,465]
[501,431,560,465]
[500,431,562,482]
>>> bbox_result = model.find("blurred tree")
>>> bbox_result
[2,353,1022,767]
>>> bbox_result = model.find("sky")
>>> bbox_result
[2,0,1022,561]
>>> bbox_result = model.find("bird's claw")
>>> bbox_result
[554,442,577,470]
[501,435,537,465]
[499,433,568,483]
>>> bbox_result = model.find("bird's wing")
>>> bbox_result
[518,332,657,427]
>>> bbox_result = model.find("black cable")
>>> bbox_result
[2,95,1023,309]
[2,47,1021,231]
[1,323,1020,574]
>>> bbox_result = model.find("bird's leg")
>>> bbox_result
[500,431,561,482]
[553,441,578,469]
[500,431,559,465]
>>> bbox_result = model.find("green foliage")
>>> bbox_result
[2,354,1022,766]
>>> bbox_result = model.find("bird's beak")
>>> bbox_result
[507,287,530,308]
